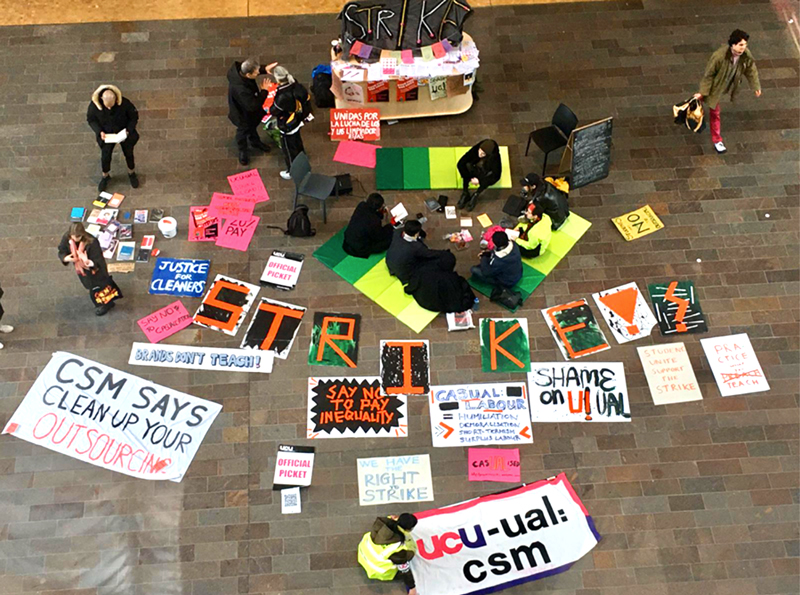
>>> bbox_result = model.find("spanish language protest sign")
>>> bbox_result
[409,473,600,595]
[129,342,274,374]
[2,352,221,482]
[329,108,381,141]
[428,382,532,448]
[357,454,434,506]
[700,333,769,397]
[149,258,210,297]
[527,362,630,422]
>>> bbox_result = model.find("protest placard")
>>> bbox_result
[468,448,520,483]
[357,454,434,506]
[380,340,430,395]
[149,258,210,297]
[330,108,381,141]
[272,444,315,490]
[541,299,610,360]
[409,473,600,595]
[193,275,259,336]
[207,192,256,220]
[700,333,769,397]
[240,298,305,360]
[612,204,664,241]
[260,251,304,291]
[308,312,361,368]
[592,282,657,343]
[3,352,222,482]
[129,342,273,374]
[480,318,531,373]
[227,169,270,203]
[307,377,407,439]
[189,206,218,242]
[216,216,260,252]
[137,301,193,343]
[638,343,702,405]
[528,362,630,422]
[648,280,707,335]
[428,382,532,448]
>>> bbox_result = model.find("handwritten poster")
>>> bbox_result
[329,108,381,141]
[638,343,702,405]
[541,299,610,360]
[468,448,521,483]
[428,76,447,100]
[129,342,273,374]
[207,192,256,220]
[357,455,434,506]
[189,206,218,242]
[306,377,407,439]
[137,301,193,343]
[227,169,270,203]
[612,205,664,241]
[272,444,315,490]
[149,258,210,297]
[215,216,260,252]
[700,333,769,397]
[527,362,630,422]
[193,275,259,336]
[428,382,532,448]
[592,282,657,344]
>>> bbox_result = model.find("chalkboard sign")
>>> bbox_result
[569,117,613,189]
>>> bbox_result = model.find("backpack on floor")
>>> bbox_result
[286,205,316,237]
[311,64,335,109]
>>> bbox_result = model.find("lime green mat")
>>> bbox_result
[376,146,513,191]
[313,233,438,333]
[469,213,592,311]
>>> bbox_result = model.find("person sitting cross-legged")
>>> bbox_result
[471,230,523,291]
[343,193,395,258]
[514,203,552,258]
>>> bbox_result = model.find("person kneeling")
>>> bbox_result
[386,220,454,285]
[343,193,395,258]
[514,204,552,258]
[471,231,523,290]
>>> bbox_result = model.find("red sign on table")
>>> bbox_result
[330,108,381,141]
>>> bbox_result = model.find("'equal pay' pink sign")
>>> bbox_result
[468,448,521,483]
[137,301,193,343]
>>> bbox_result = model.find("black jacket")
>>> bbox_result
[270,81,312,134]
[457,139,502,189]
[57,234,110,291]
[533,181,569,230]
[386,229,453,284]
[87,95,139,146]
[479,244,523,288]
[343,201,394,258]
[406,261,475,313]
[227,61,268,127]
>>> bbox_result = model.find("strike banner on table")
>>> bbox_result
[410,473,600,595]
[2,352,222,482]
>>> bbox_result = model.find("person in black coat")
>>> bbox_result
[270,66,313,180]
[0,281,12,350]
[87,85,140,192]
[470,230,523,290]
[57,223,121,316]
[457,139,502,211]
[227,58,276,165]
[520,173,570,230]
[386,220,454,285]
[405,261,476,313]
[343,193,394,258]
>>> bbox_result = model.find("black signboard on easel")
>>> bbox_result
[560,117,613,189]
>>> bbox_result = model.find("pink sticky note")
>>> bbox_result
[333,140,382,169]
[431,42,446,59]
[468,448,521,483]
[215,215,260,251]
[207,193,256,220]
[228,169,270,203]
[350,40,364,57]
[189,206,218,242]
[137,301,193,343]
[401,50,414,64]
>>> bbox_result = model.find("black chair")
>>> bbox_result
[289,152,337,224]
[525,103,578,175]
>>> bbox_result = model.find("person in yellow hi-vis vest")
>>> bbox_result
[357,513,418,594]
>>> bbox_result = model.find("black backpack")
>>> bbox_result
[311,64,335,109]
[285,205,316,237]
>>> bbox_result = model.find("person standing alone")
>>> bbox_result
[87,85,140,191]
[270,66,313,180]
[694,29,761,154]
[227,58,277,165]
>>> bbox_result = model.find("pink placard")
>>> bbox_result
[333,140,382,169]
[215,215,260,251]
[228,169,270,203]
[468,448,521,483]
[137,301,193,343]
[207,193,256,220]
[188,206,218,242]
[401,49,414,64]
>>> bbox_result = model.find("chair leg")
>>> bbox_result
[541,152,549,177]
[293,191,298,210]
[322,199,327,224]
[525,135,532,157]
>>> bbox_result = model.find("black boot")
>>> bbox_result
[95,303,112,316]
[98,175,111,192]
[252,140,271,153]
[457,189,470,209]
[466,193,479,212]
[239,151,249,166]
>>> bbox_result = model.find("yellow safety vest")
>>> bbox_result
[357,532,407,581]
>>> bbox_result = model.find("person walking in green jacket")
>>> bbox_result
[694,29,761,154]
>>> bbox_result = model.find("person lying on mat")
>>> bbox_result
[520,172,570,230]
[471,230,522,290]
[457,139,502,212]
[387,219,454,285]
[343,193,394,258]
[514,204,552,258]
[405,255,476,313]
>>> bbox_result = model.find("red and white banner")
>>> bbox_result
[410,474,600,595]
[330,108,381,141]
[2,352,222,482]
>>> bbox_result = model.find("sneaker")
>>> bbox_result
[0,325,13,334]
[280,170,292,180]
[128,172,139,188]
[0,342,4,350]
[713,141,727,154]
[252,140,271,153]
[239,151,249,166]
[98,176,111,192]
[95,303,112,316]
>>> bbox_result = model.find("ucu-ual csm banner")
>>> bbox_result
[2,352,222,482]
[410,473,600,595]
